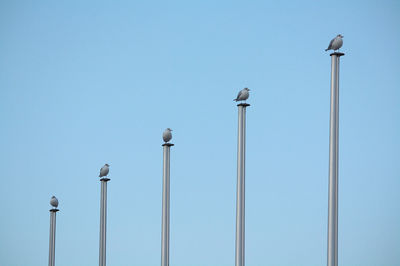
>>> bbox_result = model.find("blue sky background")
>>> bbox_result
[0,1,399,265]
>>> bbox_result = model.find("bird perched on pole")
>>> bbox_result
[234,87,250,102]
[99,164,110,178]
[163,128,173,143]
[50,196,59,208]
[325,34,343,52]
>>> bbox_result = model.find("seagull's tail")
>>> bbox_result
[325,48,329,51]
[99,174,101,177]
[233,99,237,101]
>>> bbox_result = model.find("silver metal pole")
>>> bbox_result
[327,52,344,266]
[99,178,110,266]
[161,143,173,266]
[48,208,59,266]
[236,103,249,266]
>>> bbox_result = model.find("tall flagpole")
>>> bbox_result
[99,177,110,266]
[327,52,344,266]
[161,142,173,266]
[235,103,249,266]
[48,197,59,266]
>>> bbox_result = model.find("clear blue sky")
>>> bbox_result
[1,1,399,265]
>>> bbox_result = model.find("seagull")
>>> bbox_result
[50,196,59,208]
[234,88,250,102]
[99,164,110,178]
[163,128,172,143]
[325,34,343,52]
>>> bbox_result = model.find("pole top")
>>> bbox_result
[100,177,110,182]
[49,208,59,213]
[237,103,250,107]
[162,143,174,147]
[330,52,345,57]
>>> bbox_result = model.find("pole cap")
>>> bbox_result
[237,103,250,107]
[162,143,174,147]
[330,52,345,57]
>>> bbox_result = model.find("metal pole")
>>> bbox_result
[161,143,173,266]
[48,208,59,266]
[99,178,110,266]
[236,103,249,266]
[327,52,344,266]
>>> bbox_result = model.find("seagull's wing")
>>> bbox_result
[327,38,335,50]
[235,90,242,100]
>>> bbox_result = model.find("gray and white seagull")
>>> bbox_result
[50,196,59,208]
[163,128,172,143]
[234,88,250,102]
[99,164,110,178]
[325,34,343,52]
